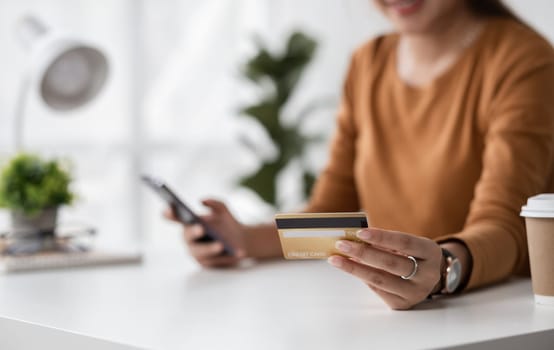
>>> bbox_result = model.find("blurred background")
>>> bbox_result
[0,0,552,251]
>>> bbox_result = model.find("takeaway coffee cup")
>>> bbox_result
[520,194,554,306]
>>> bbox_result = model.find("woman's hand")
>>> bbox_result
[327,227,443,310]
[164,199,247,268]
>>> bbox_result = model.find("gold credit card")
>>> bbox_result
[275,212,368,260]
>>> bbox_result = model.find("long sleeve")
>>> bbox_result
[437,42,554,289]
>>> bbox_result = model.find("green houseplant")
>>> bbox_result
[0,153,74,235]
[239,31,326,209]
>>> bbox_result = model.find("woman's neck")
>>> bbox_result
[397,10,485,87]
[406,12,482,61]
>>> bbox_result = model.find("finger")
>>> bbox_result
[368,285,413,310]
[233,248,247,259]
[199,214,216,226]
[199,200,226,223]
[328,255,411,297]
[199,255,241,268]
[189,241,224,259]
[335,240,418,278]
[182,225,205,244]
[163,207,178,221]
[356,228,434,258]
[201,199,228,214]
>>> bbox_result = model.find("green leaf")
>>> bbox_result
[240,100,282,137]
[243,49,281,82]
[0,153,74,215]
[276,127,307,164]
[286,32,317,60]
[275,68,302,104]
[239,161,283,205]
[302,171,317,199]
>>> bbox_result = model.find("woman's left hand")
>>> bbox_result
[328,227,443,310]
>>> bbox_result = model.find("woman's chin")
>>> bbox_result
[390,20,434,35]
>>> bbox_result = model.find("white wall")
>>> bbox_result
[507,0,554,41]
[0,0,552,247]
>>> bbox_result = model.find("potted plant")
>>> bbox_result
[0,153,74,237]
[238,31,331,210]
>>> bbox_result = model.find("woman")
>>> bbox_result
[166,0,554,309]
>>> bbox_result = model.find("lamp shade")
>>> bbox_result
[17,15,109,111]
[40,44,108,111]
[13,15,110,150]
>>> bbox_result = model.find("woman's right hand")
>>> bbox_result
[163,199,247,268]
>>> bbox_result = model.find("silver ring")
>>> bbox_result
[401,255,418,280]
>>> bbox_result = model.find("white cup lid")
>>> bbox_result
[521,194,554,218]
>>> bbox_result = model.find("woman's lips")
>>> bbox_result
[385,0,424,16]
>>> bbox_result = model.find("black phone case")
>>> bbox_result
[141,175,233,256]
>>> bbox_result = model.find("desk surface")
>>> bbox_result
[0,245,553,350]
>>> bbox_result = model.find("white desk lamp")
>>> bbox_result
[14,15,109,150]
[3,16,109,255]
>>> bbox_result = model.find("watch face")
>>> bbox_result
[445,258,462,294]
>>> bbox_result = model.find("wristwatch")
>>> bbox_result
[440,248,463,295]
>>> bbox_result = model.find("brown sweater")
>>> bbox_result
[306,18,554,290]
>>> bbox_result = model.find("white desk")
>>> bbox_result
[0,245,553,350]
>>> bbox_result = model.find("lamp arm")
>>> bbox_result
[14,71,32,152]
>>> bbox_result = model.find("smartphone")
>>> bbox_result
[141,174,233,256]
